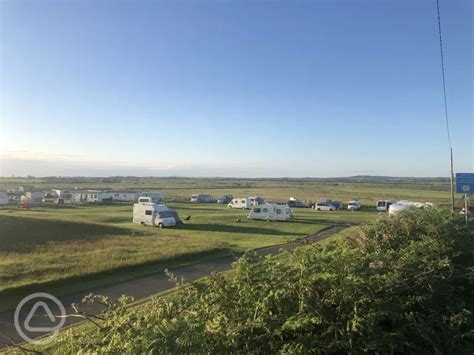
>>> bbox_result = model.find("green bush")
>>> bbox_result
[53,208,473,354]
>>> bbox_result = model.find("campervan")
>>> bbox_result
[133,201,176,227]
[248,203,293,221]
[228,198,252,209]
[376,200,396,212]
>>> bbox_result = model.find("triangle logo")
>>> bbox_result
[24,301,58,332]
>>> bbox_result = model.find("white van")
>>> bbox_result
[228,198,252,209]
[133,202,176,227]
[248,203,292,221]
[376,200,396,212]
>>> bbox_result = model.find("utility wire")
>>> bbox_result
[435,0,452,148]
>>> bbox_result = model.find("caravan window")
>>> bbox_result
[241,200,245,203]
[254,208,261,213]
[262,208,268,212]
[145,210,152,216]
[276,209,282,214]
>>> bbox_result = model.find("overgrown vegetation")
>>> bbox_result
[50,208,473,353]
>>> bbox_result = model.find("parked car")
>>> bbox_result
[217,194,233,204]
[314,202,336,211]
[347,200,361,211]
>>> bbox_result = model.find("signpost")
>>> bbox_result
[456,173,474,225]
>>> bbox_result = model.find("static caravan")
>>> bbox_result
[248,203,292,221]
[71,190,112,204]
[228,198,252,209]
[110,191,136,202]
[22,191,44,203]
[190,194,215,203]
[0,192,8,205]
[133,201,176,227]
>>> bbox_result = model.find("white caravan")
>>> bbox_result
[248,203,293,221]
[347,200,361,211]
[388,202,412,216]
[228,198,253,209]
[133,201,176,227]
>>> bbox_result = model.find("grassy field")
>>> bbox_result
[0,201,375,311]
[0,176,459,206]
[0,176,456,312]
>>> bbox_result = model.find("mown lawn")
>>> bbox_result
[0,202,373,311]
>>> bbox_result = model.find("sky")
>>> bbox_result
[0,0,472,177]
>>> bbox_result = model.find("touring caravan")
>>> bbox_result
[133,201,176,227]
[248,203,293,221]
[388,203,412,216]
[228,198,252,209]
[190,194,215,203]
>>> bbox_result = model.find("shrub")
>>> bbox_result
[53,208,473,353]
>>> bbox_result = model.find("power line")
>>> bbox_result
[435,0,455,210]
[435,0,452,148]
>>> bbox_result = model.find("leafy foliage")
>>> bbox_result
[53,208,473,353]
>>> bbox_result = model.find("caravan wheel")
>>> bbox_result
[158,223,164,229]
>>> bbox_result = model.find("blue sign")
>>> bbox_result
[456,173,474,194]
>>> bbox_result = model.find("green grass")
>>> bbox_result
[0,176,451,312]
[0,202,370,311]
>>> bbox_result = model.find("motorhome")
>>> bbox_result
[376,200,396,212]
[228,198,252,209]
[248,203,293,221]
[133,201,176,227]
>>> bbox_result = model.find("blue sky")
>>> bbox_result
[0,0,472,177]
